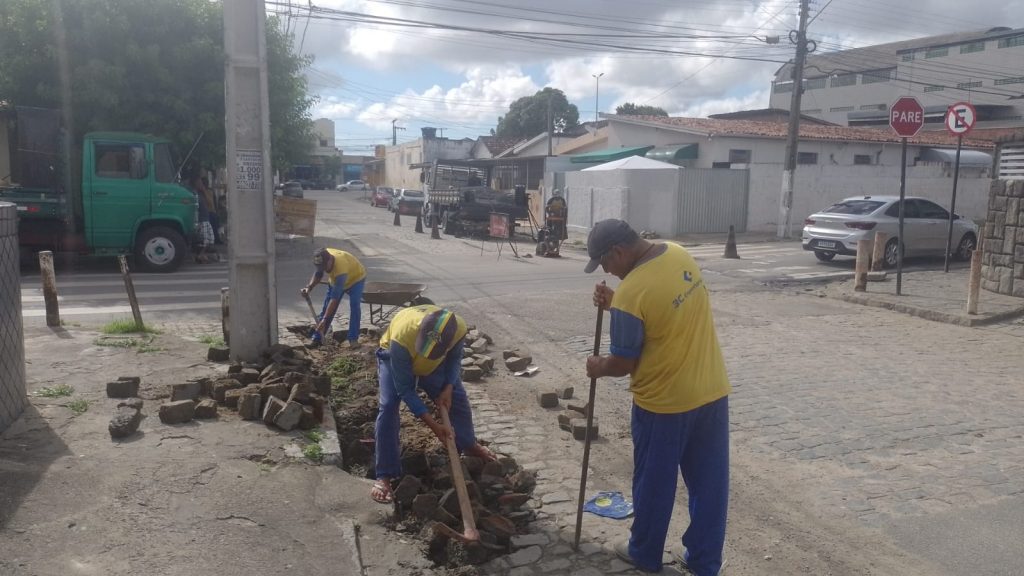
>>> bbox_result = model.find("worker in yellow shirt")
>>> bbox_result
[300,248,366,347]
[584,219,731,576]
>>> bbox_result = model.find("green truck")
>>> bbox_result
[0,106,197,272]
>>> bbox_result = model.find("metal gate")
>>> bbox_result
[0,202,27,433]
[677,168,749,234]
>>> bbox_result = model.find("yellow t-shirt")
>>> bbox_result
[325,248,366,289]
[609,242,730,413]
[379,305,468,377]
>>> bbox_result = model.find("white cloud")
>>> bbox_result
[315,99,359,119]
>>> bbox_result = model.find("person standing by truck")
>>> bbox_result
[188,173,215,263]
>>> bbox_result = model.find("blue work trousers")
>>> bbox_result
[374,348,478,479]
[629,396,729,575]
[320,278,365,342]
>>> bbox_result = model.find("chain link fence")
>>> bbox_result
[0,202,27,433]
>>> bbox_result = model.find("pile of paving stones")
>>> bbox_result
[537,388,599,441]
[106,376,145,438]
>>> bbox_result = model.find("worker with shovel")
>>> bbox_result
[300,247,366,348]
[583,219,731,576]
[371,305,496,504]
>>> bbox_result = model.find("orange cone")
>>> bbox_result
[723,225,740,259]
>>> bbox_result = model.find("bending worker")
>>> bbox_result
[300,247,366,348]
[583,219,731,576]
[371,304,495,504]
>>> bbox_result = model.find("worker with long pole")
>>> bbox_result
[581,219,732,576]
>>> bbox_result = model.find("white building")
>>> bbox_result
[769,27,1024,130]
[383,128,475,190]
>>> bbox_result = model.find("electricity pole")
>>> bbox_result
[391,119,405,145]
[223,0,277,361]
[592,72,604,123]
[778,0,814,239]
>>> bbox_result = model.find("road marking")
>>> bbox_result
[22,302,224,318]
[20,289,220,304]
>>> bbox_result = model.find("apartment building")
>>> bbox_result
[769,27,1024,130]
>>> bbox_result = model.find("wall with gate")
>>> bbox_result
[677,168,749,234]
[0,203,27,433]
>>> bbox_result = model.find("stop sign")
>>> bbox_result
[890,97,925,137]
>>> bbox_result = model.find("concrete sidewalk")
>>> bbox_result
[826,268,1024,326]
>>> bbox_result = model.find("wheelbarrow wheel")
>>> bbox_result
[410,296,434,306]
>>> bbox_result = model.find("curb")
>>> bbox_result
[834,293,1024,327]
[319,396,343,468]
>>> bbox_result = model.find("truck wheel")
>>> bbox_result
[135,226,186,273]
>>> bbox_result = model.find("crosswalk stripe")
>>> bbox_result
[22,302,224,318]
[20,289,221,304]
[20,276,229,289]
[19,266,229,283]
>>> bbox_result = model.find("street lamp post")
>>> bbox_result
[592,72,604,123]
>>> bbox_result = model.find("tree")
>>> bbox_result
[494,88,579,140]
[615,102,669,117]
[0,0,314,173]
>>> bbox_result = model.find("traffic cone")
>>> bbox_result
[431,213,441,239]
[415,214,424,233]
[723,225,740,259]
[393,209,401,227]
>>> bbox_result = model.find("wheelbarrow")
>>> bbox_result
[362,281,433,325]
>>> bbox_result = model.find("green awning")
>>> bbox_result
[569,145,654,164]
[645,143,698,162]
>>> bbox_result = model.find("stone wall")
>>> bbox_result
[981,179,1024,297]
[0,202,27,433]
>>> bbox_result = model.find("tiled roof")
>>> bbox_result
[476,136,520,155]
[610,115,994,148]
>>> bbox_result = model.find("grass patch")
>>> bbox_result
[304,429,324,443]
[327,356,363,389]
[36,384,75,398]
[136,344,163,353]
[302,443,324,462]
[67,399,89,415]
[94,337,140,348]
[198,334,226,348]
[101,318,159,335]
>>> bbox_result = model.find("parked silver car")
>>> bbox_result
[802,196,978,268]
[336,180,367,192]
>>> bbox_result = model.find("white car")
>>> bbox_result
[336,180,367,192]
[802,195,978,268]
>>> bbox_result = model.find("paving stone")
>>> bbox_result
[224,387,246,409]
[572,419,599,441]
[262,396,286,425]
[509,567,536,576]
[238,392,262,420]
[273,400,304,431]
[507,545,543,567]
[507,356,532,372]
[537,392,559,409]
[461,357,476,367]
[211,378,243,402]
[578,542,602,556]
[106,378,140,399]
[462,365,484,382]
[560,387,574,400]
[539,557,572,573]
[570,569,604,576]
[393,475,422,506]
[194,399,218,419]
[412,493,438,518]
[259,382,290,402]
[557,410,584,431]
[108,406,142,439]
[541,492,572,505]
[511,533,550,548]
[311,374,332,396]
[158,400,195,425]
[298,405,318,430]
[207,347,230,362]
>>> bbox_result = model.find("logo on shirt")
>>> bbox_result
[683,271,693,283]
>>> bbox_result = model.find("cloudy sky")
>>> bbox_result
[271,0,1024,154]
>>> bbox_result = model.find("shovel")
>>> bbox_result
[437,406,480,543]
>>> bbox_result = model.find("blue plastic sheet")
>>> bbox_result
[583,491,634,519]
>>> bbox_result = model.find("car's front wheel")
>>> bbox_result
[814,250,836,262]
[883,237,901,269]
[955,233,976,261]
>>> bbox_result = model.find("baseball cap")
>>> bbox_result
[415,308,459,360]
[584,219,638,273]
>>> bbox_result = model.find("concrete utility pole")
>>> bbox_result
[547,95,553,156]
[777,0,813,239]
[391,119,405,145]
[223,0,277,361]
[592,72,604,124]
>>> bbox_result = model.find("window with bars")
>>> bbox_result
[924,85,945,92]
[797,152,818,165]
[925,47,949,58]
[829,106,854,112]
[998,35,1024,48]
[831,74,857,88]
[805,77,826,90]
[774,81,794,93]
[960,41,986,54]
[854,155,873,165]
[728,149,751,164]
[860,104,886,111]
[862,69,894,84]
[901,52,915,61]
[957,81,982,90]
[995,77,1024,86]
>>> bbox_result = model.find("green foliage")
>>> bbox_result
[198,334,226,348]
[494,88,579,140]
[36,384,75,398]
[615,102,669,117]
[304,429,324,443]
[67,399,90,415]
[93,334,159,352]
[302,443,324,462]
[101,318,157,335]
[0,0,315,173]
[328,356,361,380]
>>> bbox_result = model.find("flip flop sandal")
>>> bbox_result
[370,480,393,504]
